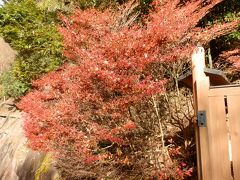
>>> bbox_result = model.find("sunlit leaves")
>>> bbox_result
[18,0,239,178]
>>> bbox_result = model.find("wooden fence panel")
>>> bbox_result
[209,86,240,97]
[228,95,240,180]
[208,96,232,180]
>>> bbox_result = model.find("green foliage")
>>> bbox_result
[0,71,29,98]
[198,0,240,64]
[38,0,64,11]
[0,0,64,97]
[199,0,240,39]
[229,30,240,39]
[34,154,51,180]
[38,0,126,11]
[38,0,153,13]
[66,0,128,9]
[199,0,240,26]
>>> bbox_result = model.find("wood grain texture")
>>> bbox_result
[228,95,240,180]
[192,47,211,180]
[196,78,212,180]
[209,87,240,97]
[208,96,232,180]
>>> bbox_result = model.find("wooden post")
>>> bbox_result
[192,47,211,180]
[191,47,240,179]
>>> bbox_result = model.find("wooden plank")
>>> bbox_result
[204,68,230,86]
[228,95,240,180]
[209,87,240,97]
[208,96,232,180]
[191,47,211,180]
[178,68,230,89]
[192,81,202,180]
[196,78,212,180]
[210,84,240,89]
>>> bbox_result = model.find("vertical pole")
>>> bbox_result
[192,47,211,180]
[208,48,213,69]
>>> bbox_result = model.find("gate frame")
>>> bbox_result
[191,47,240,180]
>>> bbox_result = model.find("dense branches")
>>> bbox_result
[18,0,239,179]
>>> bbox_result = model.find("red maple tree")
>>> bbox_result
[18,0,239,178]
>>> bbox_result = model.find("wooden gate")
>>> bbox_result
[192,47,240,180]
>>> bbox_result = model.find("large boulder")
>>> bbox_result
[0,37,17,75]
[0,99,58,180]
